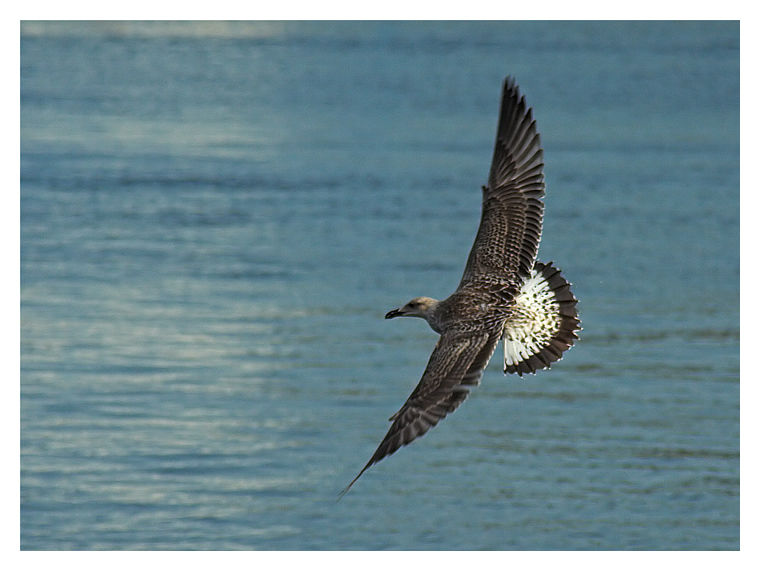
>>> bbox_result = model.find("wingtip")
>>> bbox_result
[338,456,376,500]
[337,483,353,501]
[502,75,522,102]
[338,474,360,501]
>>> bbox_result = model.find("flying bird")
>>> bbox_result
[340,77,580,497]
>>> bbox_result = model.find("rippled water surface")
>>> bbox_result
[21,21,739,550]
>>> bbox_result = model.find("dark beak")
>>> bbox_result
[385,308,403,319]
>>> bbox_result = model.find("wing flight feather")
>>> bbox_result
[340,330,499,497]
[460,77,546,285]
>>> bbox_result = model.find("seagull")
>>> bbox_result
[340,77,580,498]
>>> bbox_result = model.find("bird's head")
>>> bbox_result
[385,297,439,320]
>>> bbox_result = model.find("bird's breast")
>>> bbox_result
[435,291,514,335]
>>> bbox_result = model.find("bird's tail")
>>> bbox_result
[502,261,580,376]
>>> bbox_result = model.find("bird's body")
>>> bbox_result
[340,77,580,497]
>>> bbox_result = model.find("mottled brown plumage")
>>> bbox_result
[340,77,579,498]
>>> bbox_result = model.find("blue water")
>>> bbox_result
[20,21,739,550]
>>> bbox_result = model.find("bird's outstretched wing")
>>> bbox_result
[460,76,545,286]
[340,328,500,497]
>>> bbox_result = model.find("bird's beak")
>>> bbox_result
[385,308,403,319]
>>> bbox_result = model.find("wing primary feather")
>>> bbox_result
[459,77,546,285]
[339,332,497,498]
